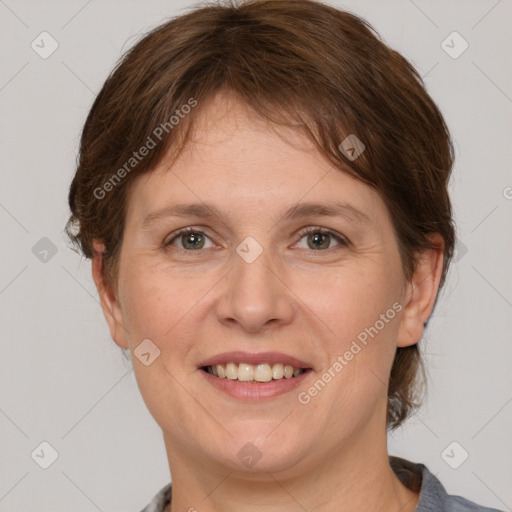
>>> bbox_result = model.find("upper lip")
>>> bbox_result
[198,351,313,369]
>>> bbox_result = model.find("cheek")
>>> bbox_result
[118,269,208,433]
[118,262,206,342]
[296,262,401,342]
[296,262,402,401]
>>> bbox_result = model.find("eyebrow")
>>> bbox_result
[142,201,371,228]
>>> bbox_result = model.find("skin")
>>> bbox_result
[92,91,444,512]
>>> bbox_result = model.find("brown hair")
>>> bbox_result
[66,0,455,430]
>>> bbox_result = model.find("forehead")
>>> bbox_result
[125,91,385,225]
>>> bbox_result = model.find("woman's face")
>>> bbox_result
[95,92,437,477]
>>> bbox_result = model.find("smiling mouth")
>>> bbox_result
[201,362,312,383]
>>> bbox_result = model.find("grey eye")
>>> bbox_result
[168,230,214,250]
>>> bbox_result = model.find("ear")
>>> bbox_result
[91,240,129,349]
[396,233,445,348]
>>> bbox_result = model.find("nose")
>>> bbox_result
[215,247,295,333]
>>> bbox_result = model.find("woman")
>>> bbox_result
[66,0,503,510]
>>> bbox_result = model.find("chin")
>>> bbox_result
[209,433,308,475]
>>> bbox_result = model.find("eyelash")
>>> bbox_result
[163,226,349,252]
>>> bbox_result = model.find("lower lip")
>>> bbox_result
[198,368,313,400]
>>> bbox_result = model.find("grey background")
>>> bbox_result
[0,0,511,510]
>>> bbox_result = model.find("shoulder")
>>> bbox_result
[419,463,504,512]
[389,456,504,512]
[444,494,504,512]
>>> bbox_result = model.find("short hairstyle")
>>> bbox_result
[66,0,455,430]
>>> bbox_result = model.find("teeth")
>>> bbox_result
[205,362,306,382]
[272,363,284,379]
[225,362,238,380]
[254,364,272,382]
[237,363,254,382]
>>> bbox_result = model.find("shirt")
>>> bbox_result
[140,456,504,512]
